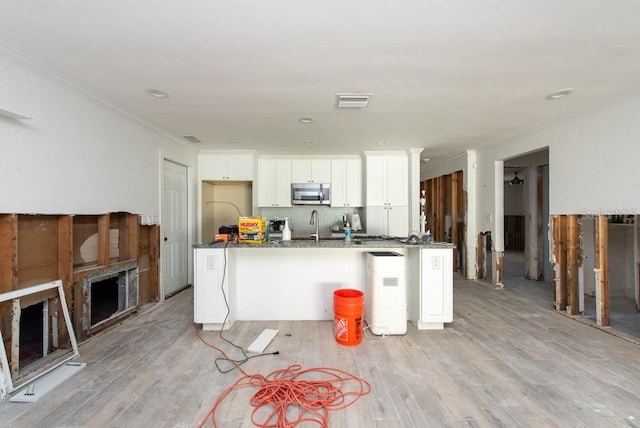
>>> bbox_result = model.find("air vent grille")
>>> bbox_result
[336,93,372,108]
[183,135,201,143]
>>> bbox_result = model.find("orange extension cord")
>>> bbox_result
[195,326,371,428]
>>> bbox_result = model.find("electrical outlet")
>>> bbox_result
[432,256,441,270]
[206,256,216,270]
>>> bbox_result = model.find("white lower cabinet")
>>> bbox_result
[366,205,408,237]
[409,247,453,330]
[194,248,233,330]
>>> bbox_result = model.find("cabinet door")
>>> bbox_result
[386,155,408,206]
[258,159,291,207]
[200,154,254,180]
[330,159,347,207]
[292,159,331,183]
[226,154,254,180]
[345,159,363,207]
[387,205,409,237]
[366,206,386,235]
[291,160,310,183]
[194,249,227,323]
[311,159,331,183]
[420,248,453,323]
[199,155,228,180]
[258,159,277,207]
[365,156,387,206]
[274,159,292,207]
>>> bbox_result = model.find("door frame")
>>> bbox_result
[160,155,194,300]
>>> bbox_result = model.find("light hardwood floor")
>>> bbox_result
[1,272,639,427]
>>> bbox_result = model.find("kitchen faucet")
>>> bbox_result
[309,209,319,242]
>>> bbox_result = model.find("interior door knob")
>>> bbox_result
[164,237,168,242]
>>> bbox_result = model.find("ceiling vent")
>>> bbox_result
[336,93,372,108]
[183,135,201,143]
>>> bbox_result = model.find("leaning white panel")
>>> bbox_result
[0,280,82,401]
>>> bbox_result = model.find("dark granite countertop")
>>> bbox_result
[194,237,454,250]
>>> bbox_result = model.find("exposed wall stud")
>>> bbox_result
[494,251,504,288]
[10,299,20,379]
[97,214,110,266]
[566,215,579,315]
[595,215,609,326]
[451,172,459,272]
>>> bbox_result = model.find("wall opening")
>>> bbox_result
[84,263,138,333]
[503,148,550,283]
[19,302,44,369]
[90,275,119,326]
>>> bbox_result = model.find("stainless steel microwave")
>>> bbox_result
[291,183,331,205]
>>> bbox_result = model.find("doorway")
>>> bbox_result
[162,159,189,298]
[502,149,550,283]
[201,181,252,243]
[422,170,466,275]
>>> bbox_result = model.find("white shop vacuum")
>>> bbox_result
[365,251,407,335]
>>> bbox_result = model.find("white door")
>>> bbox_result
[162,159,189,297]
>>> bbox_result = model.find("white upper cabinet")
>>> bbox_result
[365,154,408,206]
[199,153,254,181]
[291,159,331,183]
[331,158,363,207]
[365,153,409,236]
[258,158,292,207]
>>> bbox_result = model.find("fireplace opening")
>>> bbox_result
[19,302,44,368]
[91,274,119,325]
[84,263,138,333]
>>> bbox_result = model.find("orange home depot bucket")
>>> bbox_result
[333,289,364,346]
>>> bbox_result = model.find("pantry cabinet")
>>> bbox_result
[365,154,408,206]
[258,158,292,207]
[330,158,363,207]
[194,248,233,330]
[365,153,408,236]
[291,159,331,183]
[199,153,254,181]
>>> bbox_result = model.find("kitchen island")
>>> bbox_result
[193,238,454,331]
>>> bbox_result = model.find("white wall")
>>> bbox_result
[477,90,640,217]
[421,152,467,181]
[423,90,640,280]
[0,49,198,217]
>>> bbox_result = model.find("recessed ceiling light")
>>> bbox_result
[145,88,169,99]
[230,141,240,146]
[421,158,431,162]
[298,117,313,124]
[546,88,574,100]
[377,141,388,146]
[304,141,315,146]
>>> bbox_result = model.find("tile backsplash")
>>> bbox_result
[259,206,366,235]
